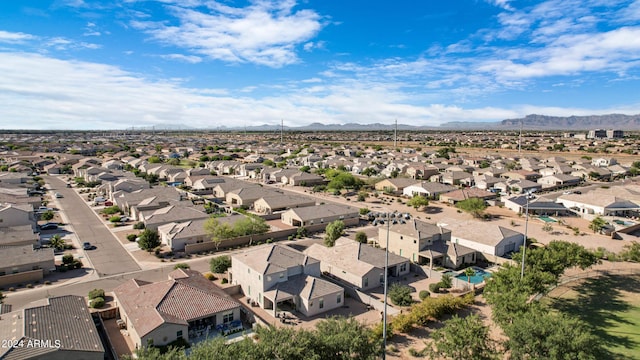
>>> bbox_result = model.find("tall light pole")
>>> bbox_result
[382,212,390,359]
[520,192,532,279]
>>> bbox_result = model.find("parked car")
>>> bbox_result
[104,201,114,206]
[119,216,130,222]
[39,222,58,230]
[83,242,96,250]
[36,206,53,213]
[55,193,63,198]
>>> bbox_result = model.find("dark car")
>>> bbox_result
[39,223,58,230]
[83,242,96,250]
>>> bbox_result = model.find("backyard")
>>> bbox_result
[545,273,640,359]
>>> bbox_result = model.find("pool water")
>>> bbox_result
[455,268,492,284]
[538,215,557,223]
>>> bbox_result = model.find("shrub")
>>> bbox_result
[40,210,55,221]
[391,313,415,333]
[109,215,121,223]
[173,263,190,270]
[26,284,34,289]
[9,287,15,292]
[408,347,428,357]
[221,278,228,284]
[44,281,51,285]
[137,229,160,250]
[90,297,105,308]
[88,288,105,300]
[133,222,145,230]
[429,282,442,293]
[102,205,121,215]
[355,231,368,243]
[127,233,137,242]
[204,273,217,281]
[441,274,453,289]
[419,290,430,300]
[62,253,74,265]
[210,255,231,273]
[389,283,413,306]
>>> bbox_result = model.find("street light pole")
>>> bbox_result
[520,193,530,280]
[382,212,390,359]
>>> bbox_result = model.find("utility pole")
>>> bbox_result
[394,119,397,149]
[280,119,283,146]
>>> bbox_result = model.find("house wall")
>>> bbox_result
[303,290,344,317]
[281,211,359,227]
[0,208,34,228]
[494,234,524,257]
[0,269,43,287]
[142,323,188,348]
[0,258,54,278]
[230,257,268,306]
[452,236,496,256]
[321,262,380,290]
[381,229,422,262]
[166,234,209,252]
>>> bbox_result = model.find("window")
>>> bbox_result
[400,236,403,240]
[310,301,313,307]
[223,312,234,323]
[380,273,384,283]
[337,294,342,303]
[364,277,368,287]
[400,263,407,272]
[177,330,183,338]
[267,276,272,282]
[279,273,284,279]
[413,240,416,244]
[258,275,261,280]
[247,268,250,274]
[319,298,324,309]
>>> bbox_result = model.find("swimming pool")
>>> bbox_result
[538,215,557,223]
[455,268,492,284]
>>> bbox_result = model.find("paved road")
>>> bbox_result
[45,176,141,277]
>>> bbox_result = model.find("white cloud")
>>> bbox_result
[159,53,202,63]
[486,0,514,11]
[0,31,35,43]
[0,51,600,130]
[130,0,325,67]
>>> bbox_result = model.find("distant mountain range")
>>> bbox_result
[143,113,640,131]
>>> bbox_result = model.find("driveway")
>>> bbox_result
[45,176,141,277]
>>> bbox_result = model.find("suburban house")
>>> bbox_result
[494,179,542,195]
[375,178,420,195]
[503,195,570,216]
[380,219,476,269]
[281,204,360,227]
[557,191,640,218]
[304,237,410,291]
[0,295,105,360]
[253,194,316,215]
[231,244,344,318]
[0,225,39,247]
[114,269,243,349]
[0,245,54,287]
[139,205,209,231]
[281,172,325,186]
[157,215,245,251]
[439,188,497,204]
[0,204,36,230]
[444,220,525,258]
[537,174,581,187]
[226,187,282,209]
[402,182,456,199]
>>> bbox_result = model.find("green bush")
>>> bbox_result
[127,233,137,242]
[419,290,430,300]
[109,215,121,223]
[429,282,441,293]
[62,253,74,265]
[133,222,145,230]
[90,297,105,308]
[221,278,228,284]
[88,288,105,300]
[209,255,231,273]
[102,205,121,215]
[40,210,55,221]
[204,273,217,281]
[173,263,190,270]
[389,283,413,306]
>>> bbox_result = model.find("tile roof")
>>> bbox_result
[233,244,319,275]
[114,270,241,338]
[0,296,104,359]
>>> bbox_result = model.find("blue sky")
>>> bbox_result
[1,0,640,130]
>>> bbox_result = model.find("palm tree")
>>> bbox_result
[589,216,607,233]
[48,234,65,251]
[464,267,476,283]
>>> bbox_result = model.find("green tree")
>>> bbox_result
[355,231,368,243]
[137,229,160,250]
[455,198,487,218]
[361,167,378,177]
[48,234,65,251]
[389,283,413,306]
[233,215,270,246]
[428,314,497,360]
[209,255,231,273]
[148,155,162,163]
[588,216,607,233]
[407,194,429,210]
[173,263,190,270]
[204,217,235,250]
[504,307,603,360]
[464,267,476,283]
[441,273,453,289]
[299,165,311,173]
[324,220,345,247]
[40,210,54,221]
[619,240,640,261]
